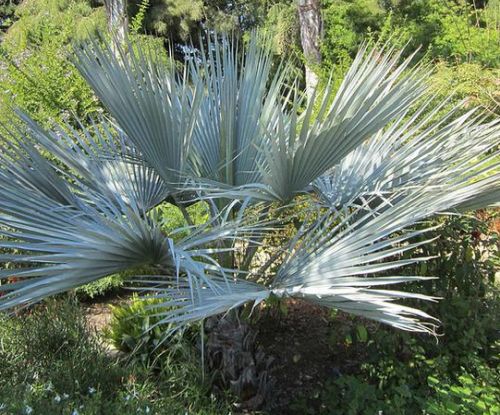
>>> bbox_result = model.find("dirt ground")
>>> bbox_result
[254,299,368,413]
[81,293,371,413]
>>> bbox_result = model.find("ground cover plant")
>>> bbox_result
[0,297,229,414]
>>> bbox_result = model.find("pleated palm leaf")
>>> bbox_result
[0,34,499,337]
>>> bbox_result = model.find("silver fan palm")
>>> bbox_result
[0,34,498,336]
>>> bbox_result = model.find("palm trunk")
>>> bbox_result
[297,0,322,100]
[205,314,274,410]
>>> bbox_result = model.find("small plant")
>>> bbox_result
[106,294,175,364]
[130,0,150,34]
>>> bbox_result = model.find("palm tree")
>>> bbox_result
[0,34,498,339]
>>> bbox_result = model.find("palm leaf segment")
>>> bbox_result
[0,35,498,335]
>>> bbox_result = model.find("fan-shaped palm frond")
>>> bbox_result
[0,121,77,206]
[313,100,500,208]
[0,126,275,311]
[270,177,497,332]
[187,35,281,187]
[17,111,170,212]
[73,37,203,188]
[261,46,433,201]
[0,34,499,336]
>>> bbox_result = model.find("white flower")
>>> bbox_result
[54,395,61,403]
[71,410,79,415]
[88,387,96,395]
[63,393,69,399]
[145,407,150,414]
[24,406,33,415]
[0,403,6,410]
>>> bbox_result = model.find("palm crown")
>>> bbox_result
[0,34,498,335]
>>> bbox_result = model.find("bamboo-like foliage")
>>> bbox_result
[0,34,498,335]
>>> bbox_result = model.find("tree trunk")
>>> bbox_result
[205,314,274,410]
[104,0,128,45]
[297,0,322,100]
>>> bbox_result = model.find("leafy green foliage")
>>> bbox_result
[104,295,232,412]
[426,367,500,414]
[382,0,500,67]
[291,213,500,414]
[0,41,101,125]
[0,0,21,30]
[0,0,105,126]
[76,274,124,300]
[128,0,204,42]
[130,0,150,34]
[320,0,382,71]
[1,0,104,53]
[0,297,228,414]
[154,201,210,241]
[430,62,500,116]
[260,2,300,57]
[318,0,500,97]
[105,293,204,367]
[0,298,125,410]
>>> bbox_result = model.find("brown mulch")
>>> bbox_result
[254,299,367,414]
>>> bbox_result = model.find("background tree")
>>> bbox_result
[297,0,322,98]
[105,0,128,44]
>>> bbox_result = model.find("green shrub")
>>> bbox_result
[1,0,105,53]
[425,363,500,415]
[0,0,168,128]
[0,0,104,126]
[105,294,169,362]
[430,62,500,117]
[0,0,21,30]
[320,0,383,86]
[154,201,210,241]
[76,274,125,300]
[382,0,500,67]
[0,40,102,127]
